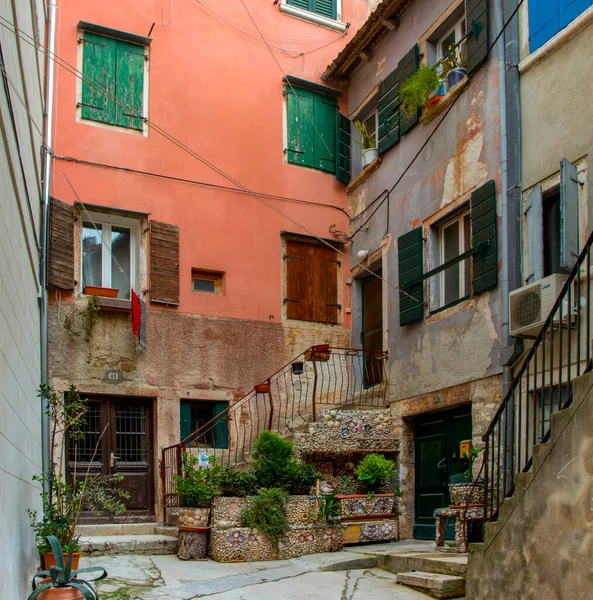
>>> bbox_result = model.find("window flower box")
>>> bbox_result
[83,285,119,298]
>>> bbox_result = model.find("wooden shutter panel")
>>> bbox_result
[524,184,544,283]
[378,65,401,155]
[398,227,424,326]
[313,0,337,20]
[313,94,337,173]
[399,45,420,136]
[285,240,307,319]
[81,32,116,124]
[560,158,579,271]
[48,198,75,290]
[316,245,339,324]
[150,221,179,305]
[180,401,191,442]
[465,0,489,75]
[287,0,312,11]
[471,180,498,294]
[528,0,560,52]
[335,112,351,185]
[114,40,145,131]
[213,402,229,449]
[286,88,315,168]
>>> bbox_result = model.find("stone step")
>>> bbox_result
[396,571,466,599]
[79,534,178,556]
[76,523,177,537]
[381,552,467,577]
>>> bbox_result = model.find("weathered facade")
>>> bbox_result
[323,0,507,539]
[0,0,47,596]
[48,0,368,522]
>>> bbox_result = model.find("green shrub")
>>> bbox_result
[354,453,396,495]
[174,453,221,508]
[252,431,294,488]
[283,461,321,495]
[218,465,258,497]
[240,488,289,548]
[400,64,440,118]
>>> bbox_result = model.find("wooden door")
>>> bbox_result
[362,270,383,387]
[414,406,472,539]
[68,396,154,523]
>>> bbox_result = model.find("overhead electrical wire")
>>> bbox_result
[0,15,424,305]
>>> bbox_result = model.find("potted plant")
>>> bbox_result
[29,535,107,599]
[254,383,270,394]
[83,285,119,298]
[440,43,467,89]
[28,386,129,570]
[400,63,442,119]
[449,447,484,506]
[353,120,378,168]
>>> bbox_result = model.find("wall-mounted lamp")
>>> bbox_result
[357,250,369,260]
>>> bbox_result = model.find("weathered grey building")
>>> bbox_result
[323,0,511,539]
[0,0,49,596]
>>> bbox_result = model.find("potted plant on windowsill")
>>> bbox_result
[400,63,442,120]
[353,120,378,168]
[83,285,119,298]
[449,447,484,507]
[440,43,467,89]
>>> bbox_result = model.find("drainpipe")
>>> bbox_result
[40,0,57,487]
[494,0,522,394]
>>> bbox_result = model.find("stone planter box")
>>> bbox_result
[342,518,397,545]
[210,524,342,562]
[336,493,396,519]
[177,507,210,528]
[448,481,484,507]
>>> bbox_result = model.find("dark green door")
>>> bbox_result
[414,406,472,539]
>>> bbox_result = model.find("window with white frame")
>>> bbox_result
[434,210,471,309]
[351,102,378,178]
[81,213,140,299]
[435,16,466,92]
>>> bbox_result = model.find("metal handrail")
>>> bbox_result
[161,345,388,523]
[483,228,593,522]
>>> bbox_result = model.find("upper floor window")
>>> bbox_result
[528,0,593,52]
[81,213,140,299]
[286,0,337,21]
[80,31,147,131]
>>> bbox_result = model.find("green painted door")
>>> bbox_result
[414,406,472,540]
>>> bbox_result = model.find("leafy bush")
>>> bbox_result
[315,493,340,526]
[240,488,289,548]
[218,465,258,497]
[283,461,321,495]
[354,454,396,495]
[400,64,440,118]
[174,453,221,508]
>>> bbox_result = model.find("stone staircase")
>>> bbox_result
[77,523,178,556]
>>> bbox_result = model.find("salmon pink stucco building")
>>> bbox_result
[47,0,369,521]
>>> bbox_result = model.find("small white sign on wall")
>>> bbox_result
[198,452,211,467]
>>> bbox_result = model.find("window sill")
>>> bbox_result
[279,4,347,33]
[519,5,593,75]
[420,75,470,125]
[346,156,383,193]
[96,297,132,313]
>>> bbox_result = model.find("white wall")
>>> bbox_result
[0,0,46,596]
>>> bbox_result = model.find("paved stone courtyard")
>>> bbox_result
[83,543,435,599]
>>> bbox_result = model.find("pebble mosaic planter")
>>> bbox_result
[177,507,210,528]
[342,518,397,545]
[336,493,396,519]
[210,525,342,562]
[448,481,484,507]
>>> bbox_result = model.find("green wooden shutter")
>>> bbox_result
[378,65,401,155]
[398,227,424,325]
[335,112,351,184]
[313,0,337,19]
[287,0,312,11]
[314,94,337,173]
[81,32,116,124]
[287,88,315,168]
[465,0,489,75]
[399,45,420,136]
[471,180,498,294]
[114,40,145,131]
[180,401,192,442]
[524,184,544,283]
[213,402,229,449]
[560,159,579,271]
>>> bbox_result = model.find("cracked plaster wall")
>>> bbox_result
[347,0,503,405]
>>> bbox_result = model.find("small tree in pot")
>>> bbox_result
[354,453,396,498]
[353,120,378,168]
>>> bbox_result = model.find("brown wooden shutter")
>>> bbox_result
[285,239,339,324]
[48,198,75,290]
[149,221,179,305]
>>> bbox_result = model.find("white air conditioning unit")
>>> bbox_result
[509,274,573,337]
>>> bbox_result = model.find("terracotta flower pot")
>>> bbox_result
[254,383,270,393]
[42,552,81,571]
[83,285,119,298]
[426,94,444,108]
[37,586,84,599]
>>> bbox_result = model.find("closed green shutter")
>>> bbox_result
[560,159,579,271]
[378,45,419,155]
[114,40,145,130]
[465,0,489,75]
[81,32,117,124]
[335,112,351,184]
[213,402,229,449]
[180,401,192,442]
[524,184,544,283]
[314,94,337,173]
[471,180,498,294]
[398,227,425,325]
[399,45,420,136]
[287,0,337,19]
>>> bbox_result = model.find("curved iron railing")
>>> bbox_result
[483,229,593,522]
[161,345,388,522]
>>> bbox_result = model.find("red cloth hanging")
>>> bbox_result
[131,289,141,338]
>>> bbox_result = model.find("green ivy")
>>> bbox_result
[240,488,289,548]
